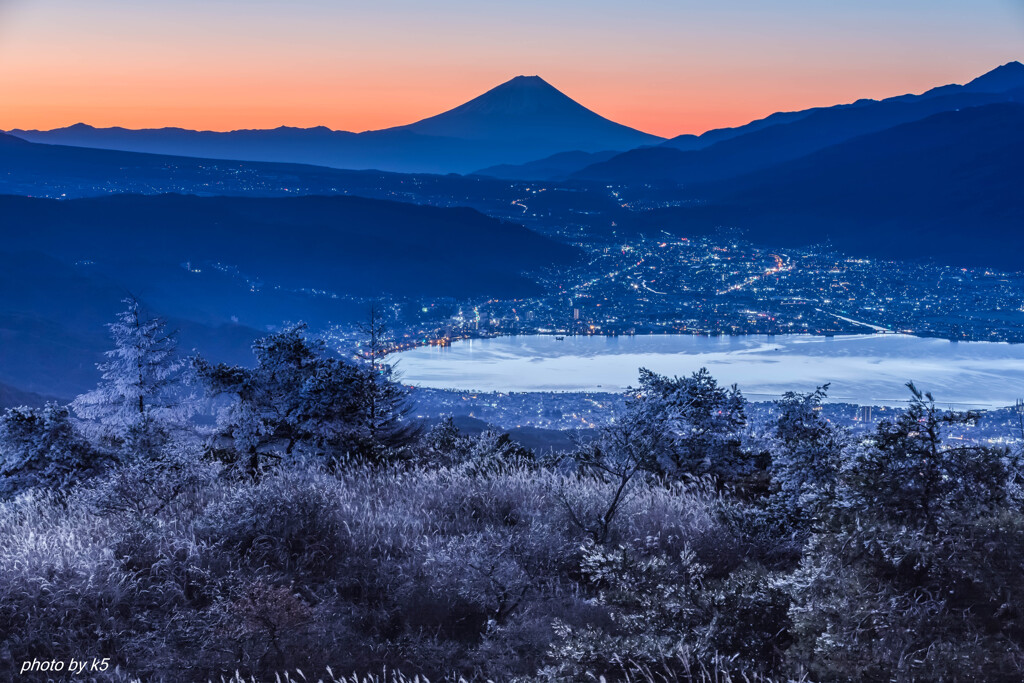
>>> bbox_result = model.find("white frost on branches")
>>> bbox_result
[72,297,192,457]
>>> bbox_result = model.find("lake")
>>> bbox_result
[389,333,1024,408]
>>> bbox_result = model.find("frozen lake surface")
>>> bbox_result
[390,333,1024,408]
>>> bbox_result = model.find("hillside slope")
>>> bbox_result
[0,193,578,298]
[642,104,1024,268]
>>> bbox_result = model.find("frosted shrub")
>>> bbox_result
[196,467,353,582]
[633,367,757,488]
[196,325,420,477]
[0,402,110,496]
[783,384,1024,681]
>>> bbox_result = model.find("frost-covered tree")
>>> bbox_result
[842,382,1016,531]
[72,297,191,458]
[196,324,419,476]
[422,416,468,458]
[632,367,757,488]
[784,383,1024,680]
[352,303,422,459]
[355,301,390,368]
[419,417,532,474]
[349,360,421,461]
[769,384,846,530]
[0,403,109,496]
[562,399,678,544]
[197,324,351,475]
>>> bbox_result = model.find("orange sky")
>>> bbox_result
[0,0,1021,137]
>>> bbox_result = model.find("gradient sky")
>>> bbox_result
[0,0,1021,137]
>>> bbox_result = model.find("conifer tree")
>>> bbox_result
[72,297,190,458]
[352,304,421,460]
[769,384,845,529]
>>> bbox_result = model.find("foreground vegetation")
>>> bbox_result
[1,301,1023,682]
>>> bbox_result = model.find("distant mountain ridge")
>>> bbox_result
[473,149,621,180]
[571,61,1024,184]
[658,60,1024,152]
[6,76,661,174]
[0,130,417,198]
[637,103,1024,269]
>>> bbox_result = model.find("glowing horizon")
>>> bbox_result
[0,0,1021,138]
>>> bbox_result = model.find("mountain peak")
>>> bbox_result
[394,75,662,150]
[963,61,1024,93]
[503,74,550,86]
[985,60,1023,74]
[448,74,582,115]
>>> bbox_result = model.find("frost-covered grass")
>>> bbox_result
[187,665,805,683]
[0,459,771,682]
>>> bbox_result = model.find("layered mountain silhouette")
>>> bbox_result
[3,62,1022,272]
[635,103,1024,269]
[13,64,1020,183]
[571,62,1024,184]
[7,76,661,174]
[473,149,621,180]
[0,193,577,298]
[476,62,1024,181]
[0,130,411,198]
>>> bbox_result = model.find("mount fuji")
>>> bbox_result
[7,76,662,174]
